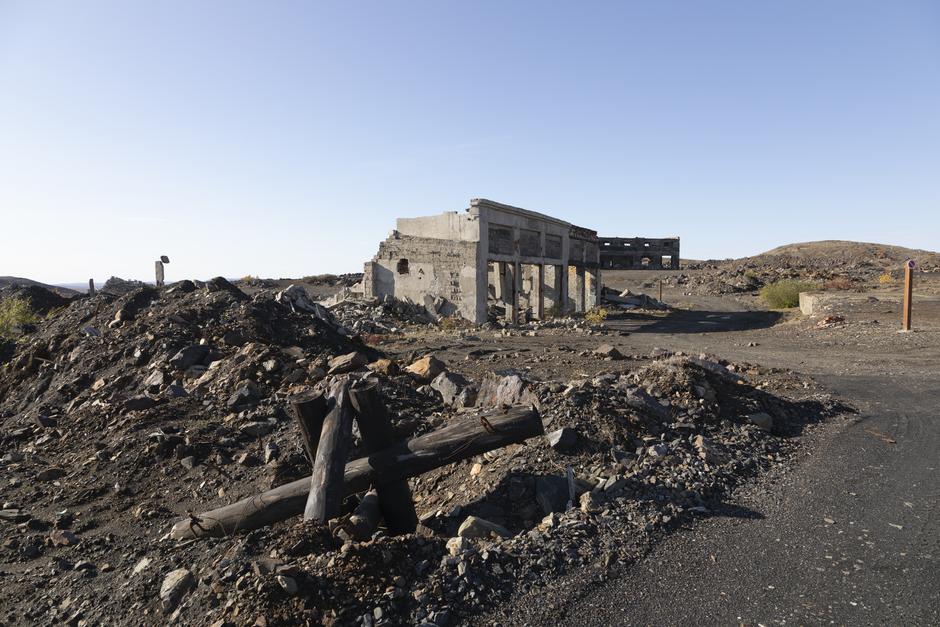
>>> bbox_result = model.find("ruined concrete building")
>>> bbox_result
[363,199,602,324]
[598,237,680,269]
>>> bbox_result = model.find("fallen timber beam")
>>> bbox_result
[170,405,542,540]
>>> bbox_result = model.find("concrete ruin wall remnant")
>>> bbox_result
[363,198,603,324]
[598,237,680,270]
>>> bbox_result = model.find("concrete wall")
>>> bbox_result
[599,236,680,269]
[363,233,480,320]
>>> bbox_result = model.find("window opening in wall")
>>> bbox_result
[397,259,409,274]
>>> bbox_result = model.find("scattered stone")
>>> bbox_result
[36,467,66,482]
[276,575,298,596]
[367,358,399,376]
[48,529,78,546]
[160,568,195,613]
[405,355,446,382]
[545,427,578,452]
[594,344,624,360]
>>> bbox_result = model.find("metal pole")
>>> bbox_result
[659,279,663,303]
[902,261,914,331]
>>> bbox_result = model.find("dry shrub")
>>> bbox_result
[878,273,896,285]
[759,280,817,309]
[0,298,39,339]
[584,307,609,324]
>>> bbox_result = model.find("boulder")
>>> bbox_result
[476,374,540,409]
[430,371,477,408]
[594,344,624,360]
[456,515,511,539]
[327,351,368,375]
[405,355,446,383]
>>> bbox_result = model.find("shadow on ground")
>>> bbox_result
[607,309,782,334]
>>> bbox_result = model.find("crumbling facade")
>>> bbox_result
[363,198,602,324]
[598,237,680,270]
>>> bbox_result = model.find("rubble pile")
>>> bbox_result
[147,353,843,626]
[328,296,438,335]
[0,281,849,625]
[0,284,74,316]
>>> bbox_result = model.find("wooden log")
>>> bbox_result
[304,381,354,522]
[349,382,418,535]
[336,489,380,542]
[170,405,542,539]
[289,390,328,465]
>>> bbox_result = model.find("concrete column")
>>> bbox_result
[510,261,521,324]
[573,267,586,313]
[535,264,544,320]
[544,265,562,316]
[492,262,504,300]
[586,269,599,309]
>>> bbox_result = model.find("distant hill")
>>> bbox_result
[0,276,80,297]
[747,241,940,269]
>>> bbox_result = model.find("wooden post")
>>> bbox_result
[289,390,328,465]
[304,381,354,522]
[170,405,542,539]
[349,382,418,534]
[659,279,663,303]
[902,260,915,331]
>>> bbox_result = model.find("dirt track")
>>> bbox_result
[477,279,940,625]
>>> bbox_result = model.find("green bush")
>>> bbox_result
[759,280,817,308]
[0,298,39,339]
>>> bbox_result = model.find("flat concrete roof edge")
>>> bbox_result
[469,198,579,230]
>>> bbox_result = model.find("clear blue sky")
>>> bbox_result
[1,1,938,284]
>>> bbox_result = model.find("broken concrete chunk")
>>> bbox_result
[456,515,511,539]
[545,427,578,453]
[405,355,446,382]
